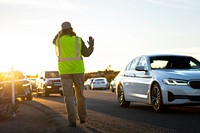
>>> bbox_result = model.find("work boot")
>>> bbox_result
[80,120,85,124]
[68,123,76,127]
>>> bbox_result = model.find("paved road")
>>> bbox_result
[33,90,200,133]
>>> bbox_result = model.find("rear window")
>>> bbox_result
[95,79,105,82]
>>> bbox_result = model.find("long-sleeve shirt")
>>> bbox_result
[52,31,94,58]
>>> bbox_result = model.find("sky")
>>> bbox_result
[0,0,200,75]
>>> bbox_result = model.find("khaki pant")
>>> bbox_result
[60,73,86,123]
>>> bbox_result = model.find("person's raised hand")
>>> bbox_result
[87,36,94,47]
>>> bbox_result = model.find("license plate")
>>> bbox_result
[55,83,61,86]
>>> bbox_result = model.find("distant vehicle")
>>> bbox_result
[27,78,37,92]
[91,77,109,90]
[0,71,32,101]
[115,54,200,112]
[36,71,63,97]
[84,78,94,90]
[110,79,116,92]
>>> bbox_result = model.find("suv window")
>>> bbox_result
[95,79,105,82]
[93,78,107,83]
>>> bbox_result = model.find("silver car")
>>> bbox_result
[115,54,200,112]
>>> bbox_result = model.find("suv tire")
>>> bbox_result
[43,87,49,97]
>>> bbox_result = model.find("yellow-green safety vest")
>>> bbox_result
[55,35,84,74]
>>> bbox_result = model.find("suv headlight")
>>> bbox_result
[163,79,188,86]
[46,80,53,84]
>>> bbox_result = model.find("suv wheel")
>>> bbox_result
[21,96,26,101]
[37,88,42,97]
[43,87,49,97]
[26,93,33,100]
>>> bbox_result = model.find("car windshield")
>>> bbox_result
[150,56,200,70]
[45,71,60,78]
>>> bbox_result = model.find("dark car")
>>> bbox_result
[36,71,63,97]
[0,71,32,101]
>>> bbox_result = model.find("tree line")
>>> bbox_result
[84,70,120,83]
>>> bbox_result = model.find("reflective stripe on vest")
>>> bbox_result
[57,36,82,62]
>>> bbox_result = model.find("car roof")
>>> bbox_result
[140,54,192,58]
[93,77,107,80]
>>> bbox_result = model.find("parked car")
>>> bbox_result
[91,77,109,90]
[84,78,94,90]
[36,71,63,97]
[115,54,200,112]
[0,71,32,101]
[27,78,37,92]
[110,79,116,92]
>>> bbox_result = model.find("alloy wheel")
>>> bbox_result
[117,84,130,107]
[151,83,163,112]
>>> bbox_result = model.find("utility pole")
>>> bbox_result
[11,66,15,117]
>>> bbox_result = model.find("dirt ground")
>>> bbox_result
[0,102,57,133]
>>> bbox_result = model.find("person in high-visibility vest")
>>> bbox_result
[53,21,94,127]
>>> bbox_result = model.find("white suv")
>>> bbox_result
[91,77,109,90]
[36,71,63,97]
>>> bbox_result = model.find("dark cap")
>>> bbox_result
[61,22,72,30]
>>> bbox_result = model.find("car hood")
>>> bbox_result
[46,78,61,81]
[152,69,200,80]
